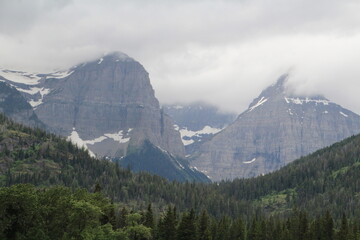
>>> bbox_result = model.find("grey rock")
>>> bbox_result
[0,52,185,158]
[0,81,44,128]
[192,74,360,181]
[163,102,236,155]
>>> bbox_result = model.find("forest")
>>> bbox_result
[2,112,360,238]
[0,184,358,240]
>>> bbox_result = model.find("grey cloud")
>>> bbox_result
[1,0,360,114]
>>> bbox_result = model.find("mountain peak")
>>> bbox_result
[193,74,360,181]
[95,52,134,65]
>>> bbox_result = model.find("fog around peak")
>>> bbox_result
[1,0,360,114]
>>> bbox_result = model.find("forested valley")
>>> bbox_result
[2,112,360,239]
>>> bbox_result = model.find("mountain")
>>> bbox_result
[192,74,360,181]
[0,81,44,128]
[4,109,360,220]
[0,52,185,160]
[117,140,210,182]
[163,103,236,155]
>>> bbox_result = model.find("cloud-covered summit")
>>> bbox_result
[1,0,360,114]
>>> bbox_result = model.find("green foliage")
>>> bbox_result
[4,111,360,240]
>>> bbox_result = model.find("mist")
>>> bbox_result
[1,0,360,114]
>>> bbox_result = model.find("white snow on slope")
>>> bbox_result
[17,87,43,95]
[46,70,74,79]
[85,136,108,145]
[67,129,96,157]
[27,87,51,108]
[340,111,349,117]
[243,158,256,164]
[0,69,41,85]
[248,97,268,112]
[180,126,223,138]
[98,58,103,64]
[104,130,131,143]
[68,128,133,157]
[179,125,223,146]
[284,97,330,105]
[182,139,195,146]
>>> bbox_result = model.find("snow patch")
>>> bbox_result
[340,112,349,117]
[67,129,96,158]
[324,111,328,114]
[248,97,268,112]
[175,159,185,169]
[179,125,223,146]
[26,87,51,108]
[85,136,108,145]
[104,130,130,143]
[243,158,256,164]
[173,124,180,131]
[47,70,74,79]
[284,97,330,105]
[17,87,43,95]
[98,58,103,64]
[0,69,41,85]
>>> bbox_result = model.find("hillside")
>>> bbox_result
[192,75,360,180]
[2,112,360,219]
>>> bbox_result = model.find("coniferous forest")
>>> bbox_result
[2,112,360,239]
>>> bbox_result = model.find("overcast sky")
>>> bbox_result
[1,0,360,114]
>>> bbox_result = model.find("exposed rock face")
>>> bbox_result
[163,103,236,155]
[118,140,211,182]
[192,75,360,181]
[0,81,44,128]
[0,52,185,159]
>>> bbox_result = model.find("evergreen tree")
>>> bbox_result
[144,203,154,229]
[198,210,211,240]
[157,206,177,240]
[337,213,348,240]
[177,209,197,240]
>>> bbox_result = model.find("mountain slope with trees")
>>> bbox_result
[2,112,360,221]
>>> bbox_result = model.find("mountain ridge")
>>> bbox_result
[192,74,360,180]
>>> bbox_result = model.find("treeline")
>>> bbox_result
[1,184,359,240]
[3,112,360,220]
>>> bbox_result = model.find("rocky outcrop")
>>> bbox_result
[0,52,185,159]
[163,102,236,155]
[192,75,360,181]
[0,81,44,128]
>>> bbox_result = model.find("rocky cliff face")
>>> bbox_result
[192,75,360,181]
[163,103,236,155]
[0,81,44,128]
[0,52,185,159]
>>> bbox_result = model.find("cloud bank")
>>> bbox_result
[1,0,360,114]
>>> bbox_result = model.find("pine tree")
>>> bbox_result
[177,209,197,240]
[337,213,348,240]
[157,206,177,240]
[118,207,128,229]
[198,210,211,240]
[144,203,154,229]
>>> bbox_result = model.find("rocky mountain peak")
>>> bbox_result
[0,53,185,159]
[192,74,360,181]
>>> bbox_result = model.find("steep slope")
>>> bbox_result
[163,102,236,155]
[0,53,185,159]
[3,110,360,219]
[0,81,44,128]
[192,74,360,180]
[117,140,210,182]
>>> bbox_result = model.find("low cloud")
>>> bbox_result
[1,0,360,114]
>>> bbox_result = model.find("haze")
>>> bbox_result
[1,0,360,114]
